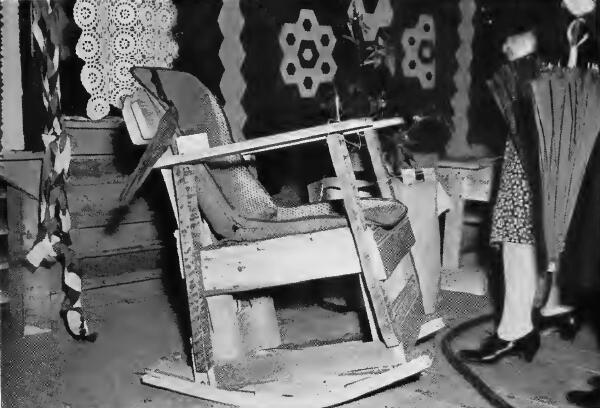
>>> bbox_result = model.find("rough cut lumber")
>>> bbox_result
[69,222,162,258]
[22,263,62,334]
[201,227,361,295]
[1,0,25,151]
[83,268,162,291]
[237,297,281,353]
[326,133,399,348]
[154,119,374,168]
[7,185,39,258]
[68,184,155,228]
[213,340,408,389]
[7,186,33,335]
[67,156,128,186]
[2,159,42,199]
[62,116,124,155]
[435,161,496,270]
[371,117,405,130]
[207,295,244,363]
[142,351,431,408]
[173,164,213,374]
[78,248,162,279]
[363,128,395,198]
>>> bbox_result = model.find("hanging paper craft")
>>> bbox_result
[279,9,337,98]
[347,0,393,42]
[402,15,436,89]
[74,0,179,120]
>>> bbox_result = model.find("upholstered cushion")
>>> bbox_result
[197,92,278,220]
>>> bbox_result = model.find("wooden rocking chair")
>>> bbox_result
[122,67,431,407]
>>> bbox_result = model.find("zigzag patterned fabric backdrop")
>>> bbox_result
[173,0,461,194]
[238,0,460,138]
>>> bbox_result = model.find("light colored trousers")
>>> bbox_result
[498,242,572,341]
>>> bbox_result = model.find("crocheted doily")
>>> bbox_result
[74,0,178,120]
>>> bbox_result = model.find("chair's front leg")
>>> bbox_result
[326,133,400,348]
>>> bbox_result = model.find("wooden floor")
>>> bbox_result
[2,272,599,408]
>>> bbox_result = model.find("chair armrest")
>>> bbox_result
[154,117,404,169]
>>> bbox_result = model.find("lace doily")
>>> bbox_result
[74,0,178,120]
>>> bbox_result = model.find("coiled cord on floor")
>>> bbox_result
[440,314,517,408]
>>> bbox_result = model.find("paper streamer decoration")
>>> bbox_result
[74,0,179,120]
[401,15,436,89]
[279,9,337,98]
[347,0,393,42]
[31,0,62,135]
[219,0,247,143]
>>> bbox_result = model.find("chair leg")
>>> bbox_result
[326,133,400,348]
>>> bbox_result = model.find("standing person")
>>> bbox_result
[458,0,593,365]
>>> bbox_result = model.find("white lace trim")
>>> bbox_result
[74,0,178,120]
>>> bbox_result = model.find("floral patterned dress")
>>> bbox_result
[490,138,536,246]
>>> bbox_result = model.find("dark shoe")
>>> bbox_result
[566,387,600,407]
[539,310,581,341]
[458,331,540,364]
[83,332,98,342]
[589,376,600,388]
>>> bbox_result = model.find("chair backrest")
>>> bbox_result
[130,68,278,235]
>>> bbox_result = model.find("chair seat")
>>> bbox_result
[217,198,409,243]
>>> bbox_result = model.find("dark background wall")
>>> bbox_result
[21,0,573,181]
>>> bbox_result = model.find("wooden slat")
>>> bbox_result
[67,156,127,186]
[201,227,361,295]
[2,159,42,199]
[154,119,375,168]
[1,0,25,151]
[83,268,162,290]
[173,164,213,374]
[371,117,405,129]
[22,263,62,333]
[363,128,395,198]
[207,295,244,363]
[78,248,162,279]
[326,133,399,348]
[6,186,30,336]
[69,222,162,258]
[0,151,44,161]
[62,116,125,156]
[7,186,39,259]
[214,340,407,389]
[142,350,430,408]
[68,184,155,228]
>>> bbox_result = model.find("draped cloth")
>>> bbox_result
[73,0,178,120]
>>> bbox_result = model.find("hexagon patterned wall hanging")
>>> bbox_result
[279,9,337,98]
[347,0,393,42]
[401,15,436,89]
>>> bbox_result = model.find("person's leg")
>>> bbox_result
[497,242,537,340]
[540,272,574,317]
[459,242,540,363]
